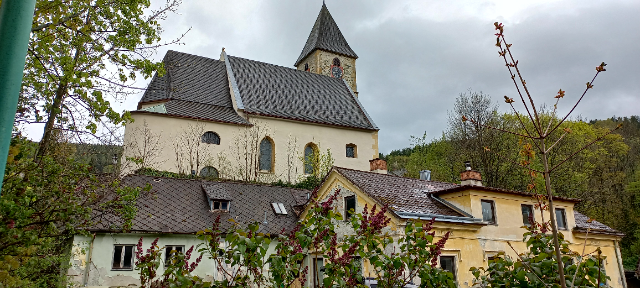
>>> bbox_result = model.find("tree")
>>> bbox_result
[16,0,184,157]
[462,22,618,288]
[0,136,147,287]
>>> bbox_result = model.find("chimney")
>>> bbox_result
[460,161,482,186]
[369,158,387,174]
[419,170,431,181]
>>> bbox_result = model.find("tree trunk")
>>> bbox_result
[36,81,67,159]
[541,138,567,288]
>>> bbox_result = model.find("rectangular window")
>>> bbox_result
[346,145,356,158]
[313,257,324,288]
[112,245,134,270]
[555,208,567,230]
[440,255,456,280]
[521,204,534,226]
[165,245,184,264]
[211,200,230,211]
[481,200,496,224]
[345,196,356,220]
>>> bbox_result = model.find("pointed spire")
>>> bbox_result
[294,3,358,66]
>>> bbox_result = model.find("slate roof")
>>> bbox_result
[228,56,377,130]
[573,211,623,236]
[294,3,358,66]
[91,175,309,235]
[134,49,377,130]
[135,51,249,125]
[333,167,464,217]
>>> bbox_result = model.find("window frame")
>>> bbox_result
[259,137,275,173]
[164,245,185,264]
[345,143,357,158]
[439,255,457,281]
[481,199,497,225]
[312,256,324,288]
[304,143,318,175]
[210,200,230,211]
[521,204,534,227]
[201,131,221,145]
[555,208,568,230]
[111,244,135,271]
[200,166,219,178]
[344,195,356,221]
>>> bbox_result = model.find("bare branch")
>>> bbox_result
[547,70,604,136]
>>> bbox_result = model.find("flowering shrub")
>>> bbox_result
[190,189,456,288]
[135,237,205,288]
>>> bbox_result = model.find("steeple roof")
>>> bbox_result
[294,3,358,66]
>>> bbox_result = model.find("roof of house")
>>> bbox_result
[333,167,464,217]
[91,175,309,235]
[135,50,377,131]
[294,3,358,67]
[331,167,620,235]
[228,55,376,130]
[573,211,623,236]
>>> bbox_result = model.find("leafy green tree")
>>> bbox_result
[0,136,147,287]
[14,0,183,157]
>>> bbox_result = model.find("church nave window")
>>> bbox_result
[304,143,318,175]
[346,144,357,158]
[200,166,219,179]
[259,137,274,172]
[202,131,220,145]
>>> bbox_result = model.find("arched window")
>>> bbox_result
[259,137,274,172]
[332,57,341,67]
[304,63,309,71]
[201,131,220,145]
[200,166,219,179]
[346,144,357,158]
[304,143,318,175]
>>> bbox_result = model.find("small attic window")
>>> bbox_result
[211,200,230,211]
[271,203,288,215]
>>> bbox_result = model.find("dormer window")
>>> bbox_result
[210,200,230,211]
[271,203,288,215]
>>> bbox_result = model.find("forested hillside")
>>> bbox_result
[382,91,640,270]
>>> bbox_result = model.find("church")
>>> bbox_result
[69,3,627,288]
[121,3,379,182]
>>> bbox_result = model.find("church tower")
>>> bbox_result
[295,3,359,93]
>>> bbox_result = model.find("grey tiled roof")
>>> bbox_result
[135,51,249,125]
[333,167,463,217]
[573,211,622,236]
[295,3,358,66]
[92,175,309,235]
[228,56,377,130]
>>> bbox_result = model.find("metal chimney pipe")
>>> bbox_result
[419,170,432,181]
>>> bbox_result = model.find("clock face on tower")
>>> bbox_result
[331,66,343,78]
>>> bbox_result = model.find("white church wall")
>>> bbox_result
[121,113,378,182]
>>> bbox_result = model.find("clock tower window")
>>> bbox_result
[331,57,343,79]
[332,57,340,67]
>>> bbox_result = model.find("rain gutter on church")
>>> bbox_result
[0,0,37,194]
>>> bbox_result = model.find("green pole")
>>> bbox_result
[0,0,37,195]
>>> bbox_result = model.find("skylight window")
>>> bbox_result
[272,203,288,215]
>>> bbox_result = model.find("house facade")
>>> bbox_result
[121,3,378,182]
[304,163,628,287]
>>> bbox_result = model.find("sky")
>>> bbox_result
[21,0,640,153]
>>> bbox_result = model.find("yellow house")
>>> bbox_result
[305,162,627,288]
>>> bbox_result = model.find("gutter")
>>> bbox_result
[82,233,96,287]
[614,240,628,288]
[395,211,484,225]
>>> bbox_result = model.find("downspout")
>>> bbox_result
[614,240,628,288]
[82,233,96,287]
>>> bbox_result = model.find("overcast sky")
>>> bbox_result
[22,0,640,153]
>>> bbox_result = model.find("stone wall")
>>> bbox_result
[296,50,357,93]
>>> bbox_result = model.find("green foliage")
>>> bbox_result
[0,137,145,287]
[189,190,456,288]
[470,227,610,287]
[19,0,182,155]
[135,238,206,288]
